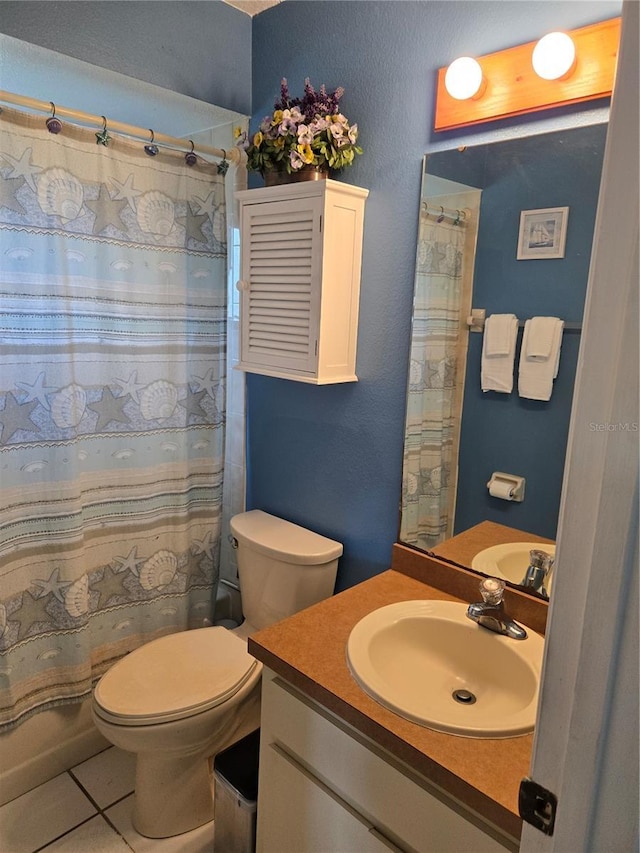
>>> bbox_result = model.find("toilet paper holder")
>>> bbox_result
[487,472,526,502]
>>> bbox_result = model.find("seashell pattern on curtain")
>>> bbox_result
[0,108,228,729]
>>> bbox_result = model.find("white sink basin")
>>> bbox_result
[346,600,544,738]
[471,542,556,589]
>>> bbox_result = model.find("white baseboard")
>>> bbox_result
[0,699,109,805]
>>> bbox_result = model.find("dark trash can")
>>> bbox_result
[213,729,260,853]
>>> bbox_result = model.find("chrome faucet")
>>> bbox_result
[520,549,554,598]
[466,577,528,640]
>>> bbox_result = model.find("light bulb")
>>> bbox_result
[444,57,484,100]
[532,32,576,80]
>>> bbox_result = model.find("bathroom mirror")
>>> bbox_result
[399,123,608,593]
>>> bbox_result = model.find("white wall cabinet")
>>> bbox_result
[256,670,517,853]
[235,180,368,384]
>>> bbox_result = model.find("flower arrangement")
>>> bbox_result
[243,78,362,177]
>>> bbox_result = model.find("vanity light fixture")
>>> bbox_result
[444,57,485,101]
[435,17,620,132]
[532,32,576,80]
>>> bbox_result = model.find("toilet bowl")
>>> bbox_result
[92,627,262,838]
[91,510,342,838]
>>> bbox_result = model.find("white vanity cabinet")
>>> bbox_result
[235,180,368,384]
[256,670,517,853]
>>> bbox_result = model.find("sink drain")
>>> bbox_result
[452,689,477,705]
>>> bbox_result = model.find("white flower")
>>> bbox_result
[297,124,314,145]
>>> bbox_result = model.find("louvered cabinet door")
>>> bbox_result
[239,196,323,377]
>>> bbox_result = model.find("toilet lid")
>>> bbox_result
[93,627,259,725]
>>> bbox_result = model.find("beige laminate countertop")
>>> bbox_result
[248,544,548,841]
[431,520,555,571]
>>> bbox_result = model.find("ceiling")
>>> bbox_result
[223,0,282,15]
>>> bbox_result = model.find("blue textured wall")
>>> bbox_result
[250,1,620,589]
[0,1,252,114]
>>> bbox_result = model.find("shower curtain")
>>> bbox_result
[400,212,467,550]
[0,108,228,729]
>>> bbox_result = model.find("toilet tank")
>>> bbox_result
[230,510,343,630]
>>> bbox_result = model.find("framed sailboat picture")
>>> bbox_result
[517,206,569,259]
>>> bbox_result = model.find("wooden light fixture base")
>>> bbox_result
[435,17,621,132]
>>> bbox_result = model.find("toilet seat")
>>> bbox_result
[93,627,259,726]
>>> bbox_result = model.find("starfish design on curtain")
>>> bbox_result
[191,368,218,398]
[179,203,208,245]
[113,371,145,405]
[15,590,53,640]
[85,184,128,236]
[113,547,145,577]
[2,147,42,192]
[426,360,443,389]
[179,388,209,421]
[0,392,40,443]
[192,531,216,561]
[15,371,57,410]
[192,191,216,221]
[91,565,127,607]
[0,174,26,215]
[87,386,130,431]
[109,173,142,210]
[31,568,72,603]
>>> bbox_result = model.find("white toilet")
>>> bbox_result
[91,510,342,838]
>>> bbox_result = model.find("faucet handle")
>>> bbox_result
[529,549,553,572]
[479,576,505,605]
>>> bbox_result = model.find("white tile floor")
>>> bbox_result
[0,747,215,853]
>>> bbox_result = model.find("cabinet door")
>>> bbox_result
[258,743,401,853]
[260,674,515,853]
[240,196,323,377]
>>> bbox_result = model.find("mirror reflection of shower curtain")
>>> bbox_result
[400,212,470,550]
[0,108,228,729]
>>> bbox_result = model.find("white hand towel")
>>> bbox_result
[484,313,518,356]
[481,314,518,393]
[518,317,564,401]
[524,316,559,359]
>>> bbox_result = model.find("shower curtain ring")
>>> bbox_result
[95,115,111,147]
[185,140,198,167]
[217,149,229,176]
[144,129,159,157]
[46,102,62,134]
[437,206,445,223]
[453,209,461,226]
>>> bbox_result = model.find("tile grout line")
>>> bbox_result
[37,769,137,852]
[101,809,137,852]
[67,765,137,831]
[26,770,101,853]
[32,811,99,853]
[67,768,103,813]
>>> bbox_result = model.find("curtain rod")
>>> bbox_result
[0,89,243,165]
[421,201,469,224]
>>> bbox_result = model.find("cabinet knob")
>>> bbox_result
[236,279,250,291]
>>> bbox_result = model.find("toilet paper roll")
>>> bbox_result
[489,480,515,500]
